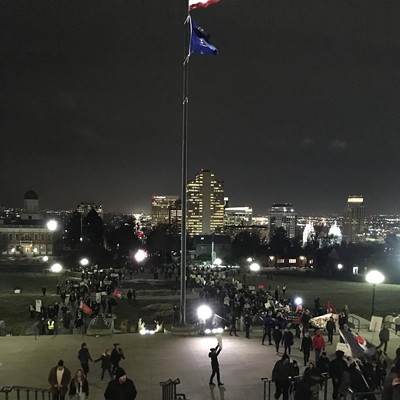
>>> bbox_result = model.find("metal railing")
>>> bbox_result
[344,388,382,399]
[160,378,186,400]
[0,386,51,400]
[347,315,361,332]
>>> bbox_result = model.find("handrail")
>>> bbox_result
[0,385,51,400]
[347,315,360,332]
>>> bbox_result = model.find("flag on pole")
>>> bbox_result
[190,17,218,56]
[189,0,220,10]
[113,288,123,299]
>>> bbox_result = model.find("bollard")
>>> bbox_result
[261,378,271,400]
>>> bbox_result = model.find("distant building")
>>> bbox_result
[224,206,253,227]
[269,203,297,239]
[151,195,181,229]
[343,195,365,243]
[193,235,231,263]
[77,202,103,219]
[0,190,59,256]
[187,169,224,236]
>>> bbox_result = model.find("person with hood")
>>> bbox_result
[78,343,93,375]
[104,367,137,400]
[208,343,224,386]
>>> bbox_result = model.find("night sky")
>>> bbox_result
[1,0,400,215]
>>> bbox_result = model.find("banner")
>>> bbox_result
[35,300,42,313]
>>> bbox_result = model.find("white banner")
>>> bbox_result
[35,300,42,313]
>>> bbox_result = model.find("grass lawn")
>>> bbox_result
[0,270,398,335]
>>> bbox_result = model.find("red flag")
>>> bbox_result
[189,0,220,10]
[326,300,337,313]
[81,303,93,315]
[113,289,123,299]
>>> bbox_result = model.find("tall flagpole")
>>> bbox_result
[180,10,190,325]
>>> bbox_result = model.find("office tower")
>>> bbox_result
[187,169,224,235]
[343,195,365,243]
[151,195,180,227]
[269,203,297,238]
[77,202,103,219]
[224,206,253,226]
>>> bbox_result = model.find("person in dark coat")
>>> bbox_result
[78,343,93,375]
[326,316,336,344]
[272,354,292,400]
[301,332,313,366]
[377,326,390,354]
[261,311,273,345]
[244,314,252,339]
[282,328,294,355]
[95,349,113,381]
[208,344,224,386]
[329,350,348,400]
[48,359,72,400]
[111,343,125,374]
[104,368,137,400]
[229,314,239,336]
[273,326,283,355]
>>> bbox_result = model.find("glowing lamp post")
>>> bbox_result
[80,258,89,267]
[134,249,147,263]
[214,258,222,267]
[366,270,384,318]
[50,263,63,273]
[46,220,58,232]
[294,297,303,306]
[337,263,343,270]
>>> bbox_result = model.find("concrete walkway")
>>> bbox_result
[1,316,399,400]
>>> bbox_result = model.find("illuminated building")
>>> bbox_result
[269,203,297,238]
[77,202,103,219]
[151,195,181,228]
[224,207,253,226]
[0,190,58,256]
[343,195,365,243]
[186,169,224,236]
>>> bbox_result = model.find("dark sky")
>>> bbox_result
[1,0,400,215]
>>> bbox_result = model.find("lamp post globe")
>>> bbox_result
[50,263,63,273]
[366,270,384,318]
[249,262,260,272]
[46,220,58,232]
[80,258,89,267]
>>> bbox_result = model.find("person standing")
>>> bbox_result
[208,344,224,386]
[111,343,125,374]
[229,314,239,337]
[326,316,336,344]
[69,369,89,400]
[394,314,400,335]
[377,326,390,354]
[262,311,273,345]
[273,326,283,355]
[312,330,325,363]
[48,359,72,400]
[95,350,113,381]
[104,368,137,400]
[301,332,313,366]
[282,328,294,355]
[78,343,93,375]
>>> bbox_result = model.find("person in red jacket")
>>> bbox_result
[312,330,325,363]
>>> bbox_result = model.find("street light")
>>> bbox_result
[134,249,147,263]
[337,263,343,270]
[366,270,384,318]
[46,220,58,232]
[249,262,260,272]
[80,258,89,267]
[50,263,63,273]
[213,258,222,267]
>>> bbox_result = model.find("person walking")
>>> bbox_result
[282,328,294,355]
[48,359,71,400]
[104,368,137,400]
[111,343,125,374]
[78,343,93,375]
[301,331,313,366]
[326,316,336,344]
[208,343,224,386]
[229,314,239,336]
[95,350,113,381]
[69,369,89,400]
[312,330,325,363]
[244,314,252,339]
[377,326,390,354]
[262,311,273,345]
[273,326,283,355]
[329,350,348,400]
[271,354,292,400]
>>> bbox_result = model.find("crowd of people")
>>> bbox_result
[48,342,136,400]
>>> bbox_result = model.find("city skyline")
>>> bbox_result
[1,1,400,215]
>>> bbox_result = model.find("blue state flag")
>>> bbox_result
[190,17,218,56]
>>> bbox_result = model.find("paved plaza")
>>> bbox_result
[1,317,400,400]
